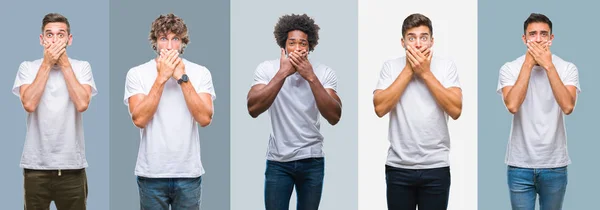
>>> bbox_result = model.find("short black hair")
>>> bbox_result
[402,13,432,37]
[274,14,320,52]
[524,13,552,34]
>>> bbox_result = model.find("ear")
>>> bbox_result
[522,34,527,45]
[429,37,435,48]
[39,34,44,46]
[549,34,555,46]
[401,38,406,49]
[67,34,73,46]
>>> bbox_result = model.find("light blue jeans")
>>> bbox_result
[137,176,202,210]
[507,166,567,210]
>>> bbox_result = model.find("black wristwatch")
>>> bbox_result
[177,74,189,84]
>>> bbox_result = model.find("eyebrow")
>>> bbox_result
[528,30,550,34]
[44,29,67,33]
[288,38,307,42]
[406,33,430,36]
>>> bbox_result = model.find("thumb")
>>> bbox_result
[281,48,285,58]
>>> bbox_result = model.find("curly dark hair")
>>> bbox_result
[149,13,190,53]
[274,14,320,52]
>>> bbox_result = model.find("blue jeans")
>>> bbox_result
[385,165,451,210]
[137,176,202,210]
[507,166,568,210]
[264,157,325,210]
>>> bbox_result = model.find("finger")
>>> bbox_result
[406,50,419,66]
[173,57,182,66]
[289,57,299,67]
[422,48,431,57]
[428,49,433,60]
[289,52,300,62]
[406,52,416,67]
[56,48,66,59]
[526,42,537,55]
[167,50,178,64]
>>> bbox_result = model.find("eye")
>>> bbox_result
[408,37,415,41]
[46,34,53,37]
[173,37,180,41]
[420,36,428,41]
[160,37,167,41]
[301,42,307,46]
[58,34,64,38]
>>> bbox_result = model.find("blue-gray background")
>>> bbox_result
[478,0,599,209]
[109,0,230,209]
[230,0,358,209]
[0,1,110,209]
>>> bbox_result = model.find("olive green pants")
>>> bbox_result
[23,169,88,210]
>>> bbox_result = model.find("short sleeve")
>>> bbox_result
[375,61,393,91]
[196,68,216,101]
[76,61,98,97]
[252,62,270,86]
[322,67,338,91]
[563,63,581,94]
[12,61,33,97]
[496,63,516,95]
[123,68,145,106]
[443,61,461,88]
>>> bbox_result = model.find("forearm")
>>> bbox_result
[131,79,165,128]
[21,63,52,112]
[504,63,533,113]
[61,66,91,112]
[373,68,413,117]
[180,81,213,127]
[546,65,575,114]
[306,76,342,125]
[247,71,287,118]
[421,72,462,119]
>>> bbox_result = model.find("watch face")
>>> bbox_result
[182,74,189,82]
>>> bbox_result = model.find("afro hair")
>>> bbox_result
[274,14,320,52]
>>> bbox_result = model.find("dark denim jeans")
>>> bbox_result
[507,166,568,210]
[137,176,202,210]
[386,165,450,210]
[264,157,325,210]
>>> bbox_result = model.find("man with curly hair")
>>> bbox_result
[123,13,215,209]
[247,13,342,210]
[373,13,462,210]
[13,12,97,210]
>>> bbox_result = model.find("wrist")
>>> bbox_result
[304,71,317,83]
[543,64,556,72]
[419,71,434,81]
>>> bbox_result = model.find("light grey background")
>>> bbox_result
[230,0,358,209]
[0,1,110,209]
[478,0,599,209]
[109,0,230,209]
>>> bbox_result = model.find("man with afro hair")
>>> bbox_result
[247,13,342,210]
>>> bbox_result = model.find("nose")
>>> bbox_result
[415,40,422,50]
[167,40,173,50]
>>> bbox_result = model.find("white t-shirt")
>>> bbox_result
[497,54,580,168]
[124,58,215,178]
[252,59,338,162]
[375,56,460,169]
[12,58,98,170]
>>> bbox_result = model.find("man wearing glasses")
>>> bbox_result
[497,13,580,210]
[373,13,462,210]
